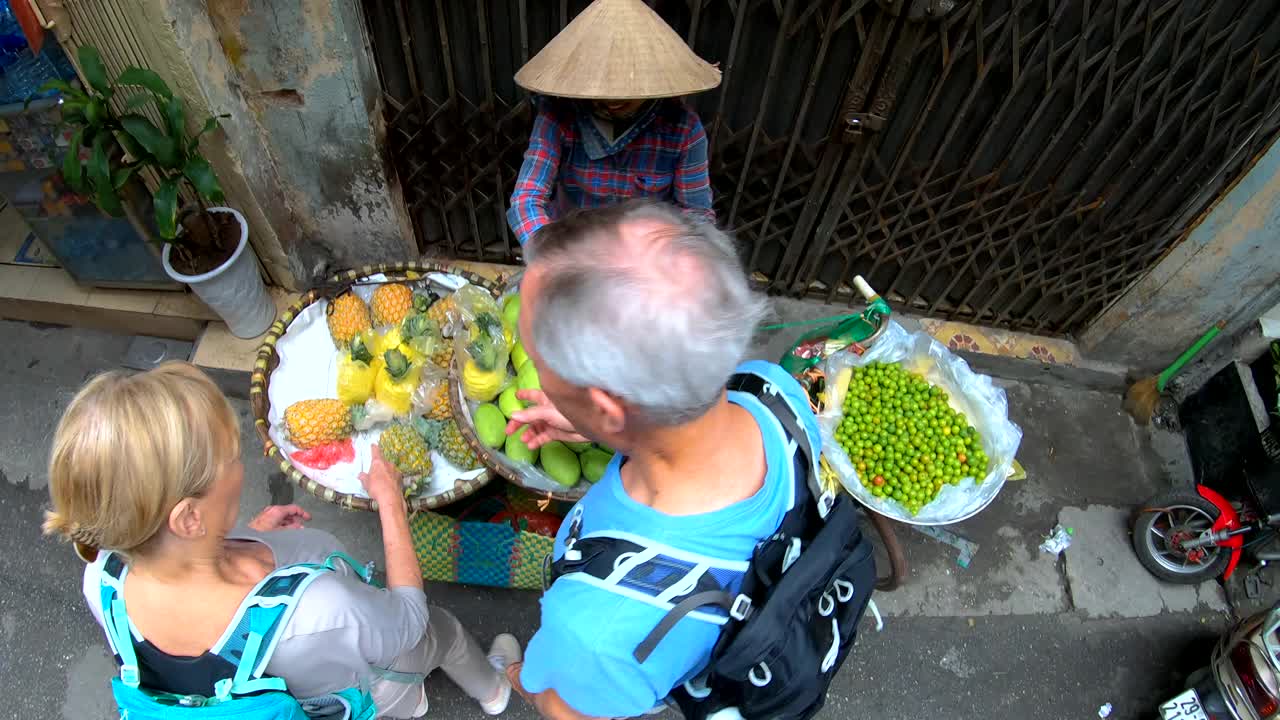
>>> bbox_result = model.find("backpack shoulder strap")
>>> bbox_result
[726,371,833,519]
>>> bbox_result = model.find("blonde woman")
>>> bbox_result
[44,362,520,718]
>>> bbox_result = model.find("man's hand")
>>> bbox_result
[247,505,311,532]
[505,663,601,720]
[359,445,404,507]
[507,390,589,450]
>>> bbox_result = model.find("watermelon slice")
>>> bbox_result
[292,438,355,470]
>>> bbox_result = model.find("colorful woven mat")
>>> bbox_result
[410,510,553,590]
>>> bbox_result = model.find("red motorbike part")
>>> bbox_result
[1197,484,1245,579]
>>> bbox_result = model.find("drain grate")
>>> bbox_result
[122,336,194,371]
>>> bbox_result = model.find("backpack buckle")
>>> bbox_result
[119,664,140,688]
[817,490,835,519]
[729,594,753,621]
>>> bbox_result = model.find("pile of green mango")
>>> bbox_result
[468,292,615,488]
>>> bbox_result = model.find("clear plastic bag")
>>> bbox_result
[821,320,1022,525]
[453,285,511,402]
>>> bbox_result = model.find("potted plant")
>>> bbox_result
[39,46,275,338]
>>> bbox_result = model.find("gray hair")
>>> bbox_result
[525,200,767,426]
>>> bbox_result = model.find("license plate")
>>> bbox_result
[1160,689,1209,720]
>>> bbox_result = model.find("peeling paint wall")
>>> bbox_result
[1081,139,1280,370]
[128,0,413,288]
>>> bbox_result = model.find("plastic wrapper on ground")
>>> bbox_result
[820,319,1022,525]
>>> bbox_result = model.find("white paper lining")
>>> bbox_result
[267,273,485,499]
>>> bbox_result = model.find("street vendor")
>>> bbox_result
[506,0,721,247]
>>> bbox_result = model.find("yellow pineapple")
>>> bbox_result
[427,295,456,331]
[284,399,352,449]
[336,334,377,406]
[419,418,478,470]
[326,292,371,348]
[371,283,415,327]
[379,422,433,478]
[440,419,479,470]
[427,384,452,420]
[373,349,420,415]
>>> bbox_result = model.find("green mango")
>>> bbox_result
[580,448,612,483]
[564,441,592,453]
[517,361,541,392]
[504,426,538,464]
[473,403,506,449]
[511,341,530,371]
[540,441,581,487]
[498,386,524,419]
[502,293,521,332]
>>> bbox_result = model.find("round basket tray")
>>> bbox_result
[448,364,589,503]
[447,269,590,503]
[250,261,503,512]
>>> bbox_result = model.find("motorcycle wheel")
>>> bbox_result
[1131,492,1231,584]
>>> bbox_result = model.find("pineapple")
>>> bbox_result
[379,422,433,478]
[427,384,452,420]
[373,349,420,415]
[326,292,371,348]
[284,399,352,449]
[427,295,456,331]
[371,326,404,360]
[371,283,415,327]
[440,419,480,470]
[419,418,479,470]
[336,334,378,406]
[430,344,454,370]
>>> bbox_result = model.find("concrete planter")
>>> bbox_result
[162,207,275,338]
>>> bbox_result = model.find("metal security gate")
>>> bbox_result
[363,0,1280,336]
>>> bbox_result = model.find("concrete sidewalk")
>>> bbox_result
[0,320,1233,720]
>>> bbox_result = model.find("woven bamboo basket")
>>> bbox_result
[448,270,590,503]
[250,261,504,512]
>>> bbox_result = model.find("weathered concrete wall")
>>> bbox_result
[116,0,413,289]
[1081,139,1280,371]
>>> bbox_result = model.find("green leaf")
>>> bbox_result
[89,134,124,216]
[188,115,225,153]
[77,46,113,97]
[182,156,223,203]
[36,79,87,103]
[84,98,107,126]
[154,177,180,240]
[122,93,155,112]
[58,99,87,125]
[115,67,172,99]
[62,128,85,193]
[113,128,145,162]
[112,165,138,190]
[162,94,186,141]
[120,114,180,169]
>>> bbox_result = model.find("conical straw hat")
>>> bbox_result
[515,0,721,100]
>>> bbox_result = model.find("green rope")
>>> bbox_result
[758,312,863,331]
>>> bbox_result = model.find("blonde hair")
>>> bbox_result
[44,362,240,555]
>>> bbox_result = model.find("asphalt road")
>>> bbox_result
[0,321,1236,720]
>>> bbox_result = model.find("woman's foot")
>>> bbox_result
[480,634,522,715]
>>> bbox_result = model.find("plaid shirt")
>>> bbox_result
[507,97,715,245]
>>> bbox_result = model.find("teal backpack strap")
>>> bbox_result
[212,605,288,701]
[108,595,141,688]
[322,551,382,588]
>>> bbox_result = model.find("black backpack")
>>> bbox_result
[547,371,877,720]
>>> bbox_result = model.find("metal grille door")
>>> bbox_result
[364,0,1280,335]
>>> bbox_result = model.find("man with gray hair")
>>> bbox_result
[500,200,822,719]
